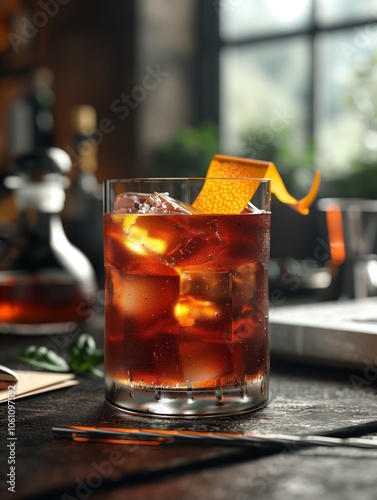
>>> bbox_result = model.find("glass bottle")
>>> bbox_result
[63,105,104,287]
[0,148,98,334]
[7,67,55,157]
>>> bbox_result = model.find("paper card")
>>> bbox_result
[0,370,78,403]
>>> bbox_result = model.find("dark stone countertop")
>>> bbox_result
[0,314,377,500]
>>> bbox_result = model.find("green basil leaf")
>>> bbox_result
[69,349,104,373]
[89,366,104,378]
[68,333,97,368]
[18,346,70,372]
[68,334,104,372]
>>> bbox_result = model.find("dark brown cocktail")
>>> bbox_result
[104,178,271,416]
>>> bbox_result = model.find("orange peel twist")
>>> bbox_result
[192,154,321,215]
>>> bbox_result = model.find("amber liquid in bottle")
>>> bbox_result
[0,212,97,331]
[0,149,98,334]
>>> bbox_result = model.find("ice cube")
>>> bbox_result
[174,269,232,340]
[116,193,204,260]
[241,202,263,214]
[174,295,219,328]
[149,332,245,387]
[232,261,268,339]
[114,200,224,268]
[113,192,151,213]
[106,263,180,332]
[171,268,260,386]
[106,214,179,275]
[121,214,186,259]
[138,192,201,215]
[163,217,226,268]
[179,269,232,304]
[176,337,245,386]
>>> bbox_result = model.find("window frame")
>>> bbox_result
[198,0,377,157]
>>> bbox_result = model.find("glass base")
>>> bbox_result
[0,321,78,335]
[105,372,269,417]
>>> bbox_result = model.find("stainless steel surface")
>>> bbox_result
[269,297,377,369]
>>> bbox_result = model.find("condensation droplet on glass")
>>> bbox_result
[187,381,194,403]
[155,389,162,401]
[215,389,224,404]
[261,377,265,396]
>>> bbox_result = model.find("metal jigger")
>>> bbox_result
[318,198,377,300]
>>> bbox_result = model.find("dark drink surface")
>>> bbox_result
[104,211,270,414]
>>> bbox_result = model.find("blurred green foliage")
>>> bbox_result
[321,161,377,198]
[240,124,377,199]
[152,116,377,198]
[239,126,314,194]
[152,122,219,177]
